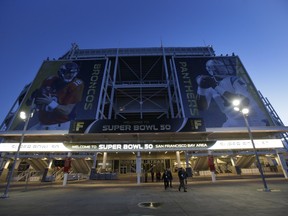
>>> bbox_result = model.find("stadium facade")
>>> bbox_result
[0,44,288,184]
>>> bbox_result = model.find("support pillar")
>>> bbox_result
[63,152,72,186]
[230,157,241,175]
[102,152,107,172]
[0,160,11,182]
[136,152,142,184]
[176,151,181,169]
[41,158,54,182]
[0,153,6,169]
[208,150,216,182]
[48,159,53,169]
[185,151,193,177]
[92,152,98,169]
[276,150,288,179]
[89,152,98,180]
[185,151,189,168]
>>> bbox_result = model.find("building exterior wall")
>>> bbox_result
[0,46,287,181]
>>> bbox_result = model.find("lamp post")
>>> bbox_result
[1,100,35,198]
[233,99,270,192]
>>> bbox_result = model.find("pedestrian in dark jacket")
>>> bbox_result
[162,169,170,190]
[178,167,187,192]
[156,171,161,182]
[167,168,173,188]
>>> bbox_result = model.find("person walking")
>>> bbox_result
[162,169,170,190]
[178,167,187,192]
[156,171,161,182]
[167,168,173,188]
[150,168,155,182]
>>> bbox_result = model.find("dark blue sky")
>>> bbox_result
[0,0,287,125]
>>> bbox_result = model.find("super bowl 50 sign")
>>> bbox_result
[69,118,205,133]
[66,142,213,152]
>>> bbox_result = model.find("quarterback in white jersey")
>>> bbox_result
[196,59,268,127]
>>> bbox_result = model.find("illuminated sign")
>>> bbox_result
[209,139,284,150]
[70,118,205,133]
[0,139,283,152]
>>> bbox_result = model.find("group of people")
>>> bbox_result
[162,167,188,192]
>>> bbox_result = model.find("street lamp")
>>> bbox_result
[232,99,270,192]
[1,100,35,198]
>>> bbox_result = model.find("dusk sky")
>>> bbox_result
[0,0,287,126]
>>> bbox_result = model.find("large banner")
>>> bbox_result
[174,56,273,127]
[0,139,283,152]
[9,56,273,132]
[69,118,205,133]
[10,60,107,131]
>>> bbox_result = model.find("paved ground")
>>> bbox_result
[0,175,287,216]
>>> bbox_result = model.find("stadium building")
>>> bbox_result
[0,44,288,184]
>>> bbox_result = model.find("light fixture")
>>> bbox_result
[1,99,36,198]
[232,99,270,192]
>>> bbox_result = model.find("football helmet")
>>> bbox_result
[206,59,232,78]
[58,62,79,83]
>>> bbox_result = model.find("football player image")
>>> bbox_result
[29,62,84,130]
[196,59,268,127]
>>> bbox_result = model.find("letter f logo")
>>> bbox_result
[191,119,202,130]
[75,122,85,131]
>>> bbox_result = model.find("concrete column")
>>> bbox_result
[276,151,288,179]
[102,152,107,171]
[0,153,6,169]
[4,160,10,169]
[230,156,241,175]
[208,150,216,182]
[89,152,98,180]
[63,152,72,186]
[41,158,54,182]
[14,159,21,170]
[92,152,98,169]
[48,159,53,169]
[0,160,11,181]
[176,151,181,168]
[47,158,54,180]
[185,151,194,177]
[12,159,22,181]
[185,151,189,168]
[136,152,141,184]
[230,157,236,166]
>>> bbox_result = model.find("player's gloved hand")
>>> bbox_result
[35,94,53,105]
[196,75,217,89]
[36,94,58,111]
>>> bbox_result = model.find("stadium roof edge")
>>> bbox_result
[61,46,216,59]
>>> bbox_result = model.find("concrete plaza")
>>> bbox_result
[0,175,287,216]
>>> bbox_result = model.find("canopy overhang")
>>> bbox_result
[0,126,287,144]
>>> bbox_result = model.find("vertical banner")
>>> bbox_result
[73,60,107,120]
[9,60,106,131]
[173,59,200,118]
[173,57,273,127]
